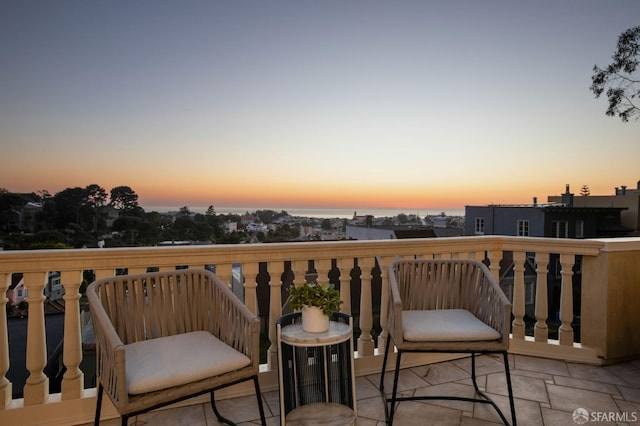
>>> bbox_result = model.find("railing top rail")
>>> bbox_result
[0,236,616,274]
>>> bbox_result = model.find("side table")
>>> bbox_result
[276,312,356,425]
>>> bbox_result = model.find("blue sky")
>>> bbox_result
[1,1,638,210]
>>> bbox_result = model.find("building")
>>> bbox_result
[6,272,64,307]
[464,195,632,239]
[548,182,640,235]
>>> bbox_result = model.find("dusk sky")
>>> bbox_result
[1,1,638,212]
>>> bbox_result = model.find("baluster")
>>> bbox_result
[94,269,115,281]
[487,250,502,283]
[23,271,49,405]
[291,260,307,287]
[315,259,331,284]
[534,253,550,342]
[511,251,526,339]
[60,270,84,399]
[0,272,11,408]
[216,263,233,288]
[558,254,575,346]
[357,257,375,357]
[337,258,352,315]
[375,256,392,353]
[267,261,284,369]
[243,262,259,316]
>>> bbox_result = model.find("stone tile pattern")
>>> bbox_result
[83,355,640,425]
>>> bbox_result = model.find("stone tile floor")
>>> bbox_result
[90,354,640,425]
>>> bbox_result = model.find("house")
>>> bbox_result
[223,221,238,233]
[19,202,43,233]
[245,222,266,233]
[464,197,632,238]
[548,182,640,235]
[100,205,120,228]
[6,274,27,307]
[6,272,64,307]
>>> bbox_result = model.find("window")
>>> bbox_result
[576,221,584,239]
[475,217,485,235]
[517,220,529,236]
[525,280,536,305]
[551,220,568,238]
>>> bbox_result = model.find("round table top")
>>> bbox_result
[280,321,352,346]
[285,402,355,425]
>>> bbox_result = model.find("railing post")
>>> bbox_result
[94,269,115,281]
[23,271,49,405]
[267,261,284,370]
[315,259,331,284]
[61,270,84,400]
[534,253,549,342]
[243,262,259,316]
[216,263,233,288]
[558,254,575,346]
[291,260,306,286]
[0,272,11,409]
[511,251,526,339]
[357,257,375,357]
[487,250,501,283]
[337,258,352,315]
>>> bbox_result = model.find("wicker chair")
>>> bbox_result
[379,259,516,425]
[87,269,266,426]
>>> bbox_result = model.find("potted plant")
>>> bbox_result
[288,282,343,332]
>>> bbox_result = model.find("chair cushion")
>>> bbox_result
[125,330,251,395]
[402,309,501,342]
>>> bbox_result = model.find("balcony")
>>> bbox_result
[1,236,639,425]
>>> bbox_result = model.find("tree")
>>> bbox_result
[591,26,640,122]
[580,185,591,196]
[52,187,88,229]
[110,186,139,211]
[86,184,108,208]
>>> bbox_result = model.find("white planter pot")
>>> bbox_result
[301,305,329,333]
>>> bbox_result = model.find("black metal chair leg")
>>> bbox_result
[94,383,103,426]
[503,352,517,426]
[471,352,481,393]
[379,335,392,391]
[379,336,393,423]
[253,376,267,426]
[388,350,403,425]
[210,389,236,425]
[121,415,129,426]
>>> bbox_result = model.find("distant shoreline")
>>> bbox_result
[143,206,466,219]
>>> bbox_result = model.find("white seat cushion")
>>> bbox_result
[125,330,251,395]
[402,309,501,342]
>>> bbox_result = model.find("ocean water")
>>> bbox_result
[144,205,465,219]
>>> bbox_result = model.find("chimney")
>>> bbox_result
[561,185,574,207]
[533,197,538,206]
